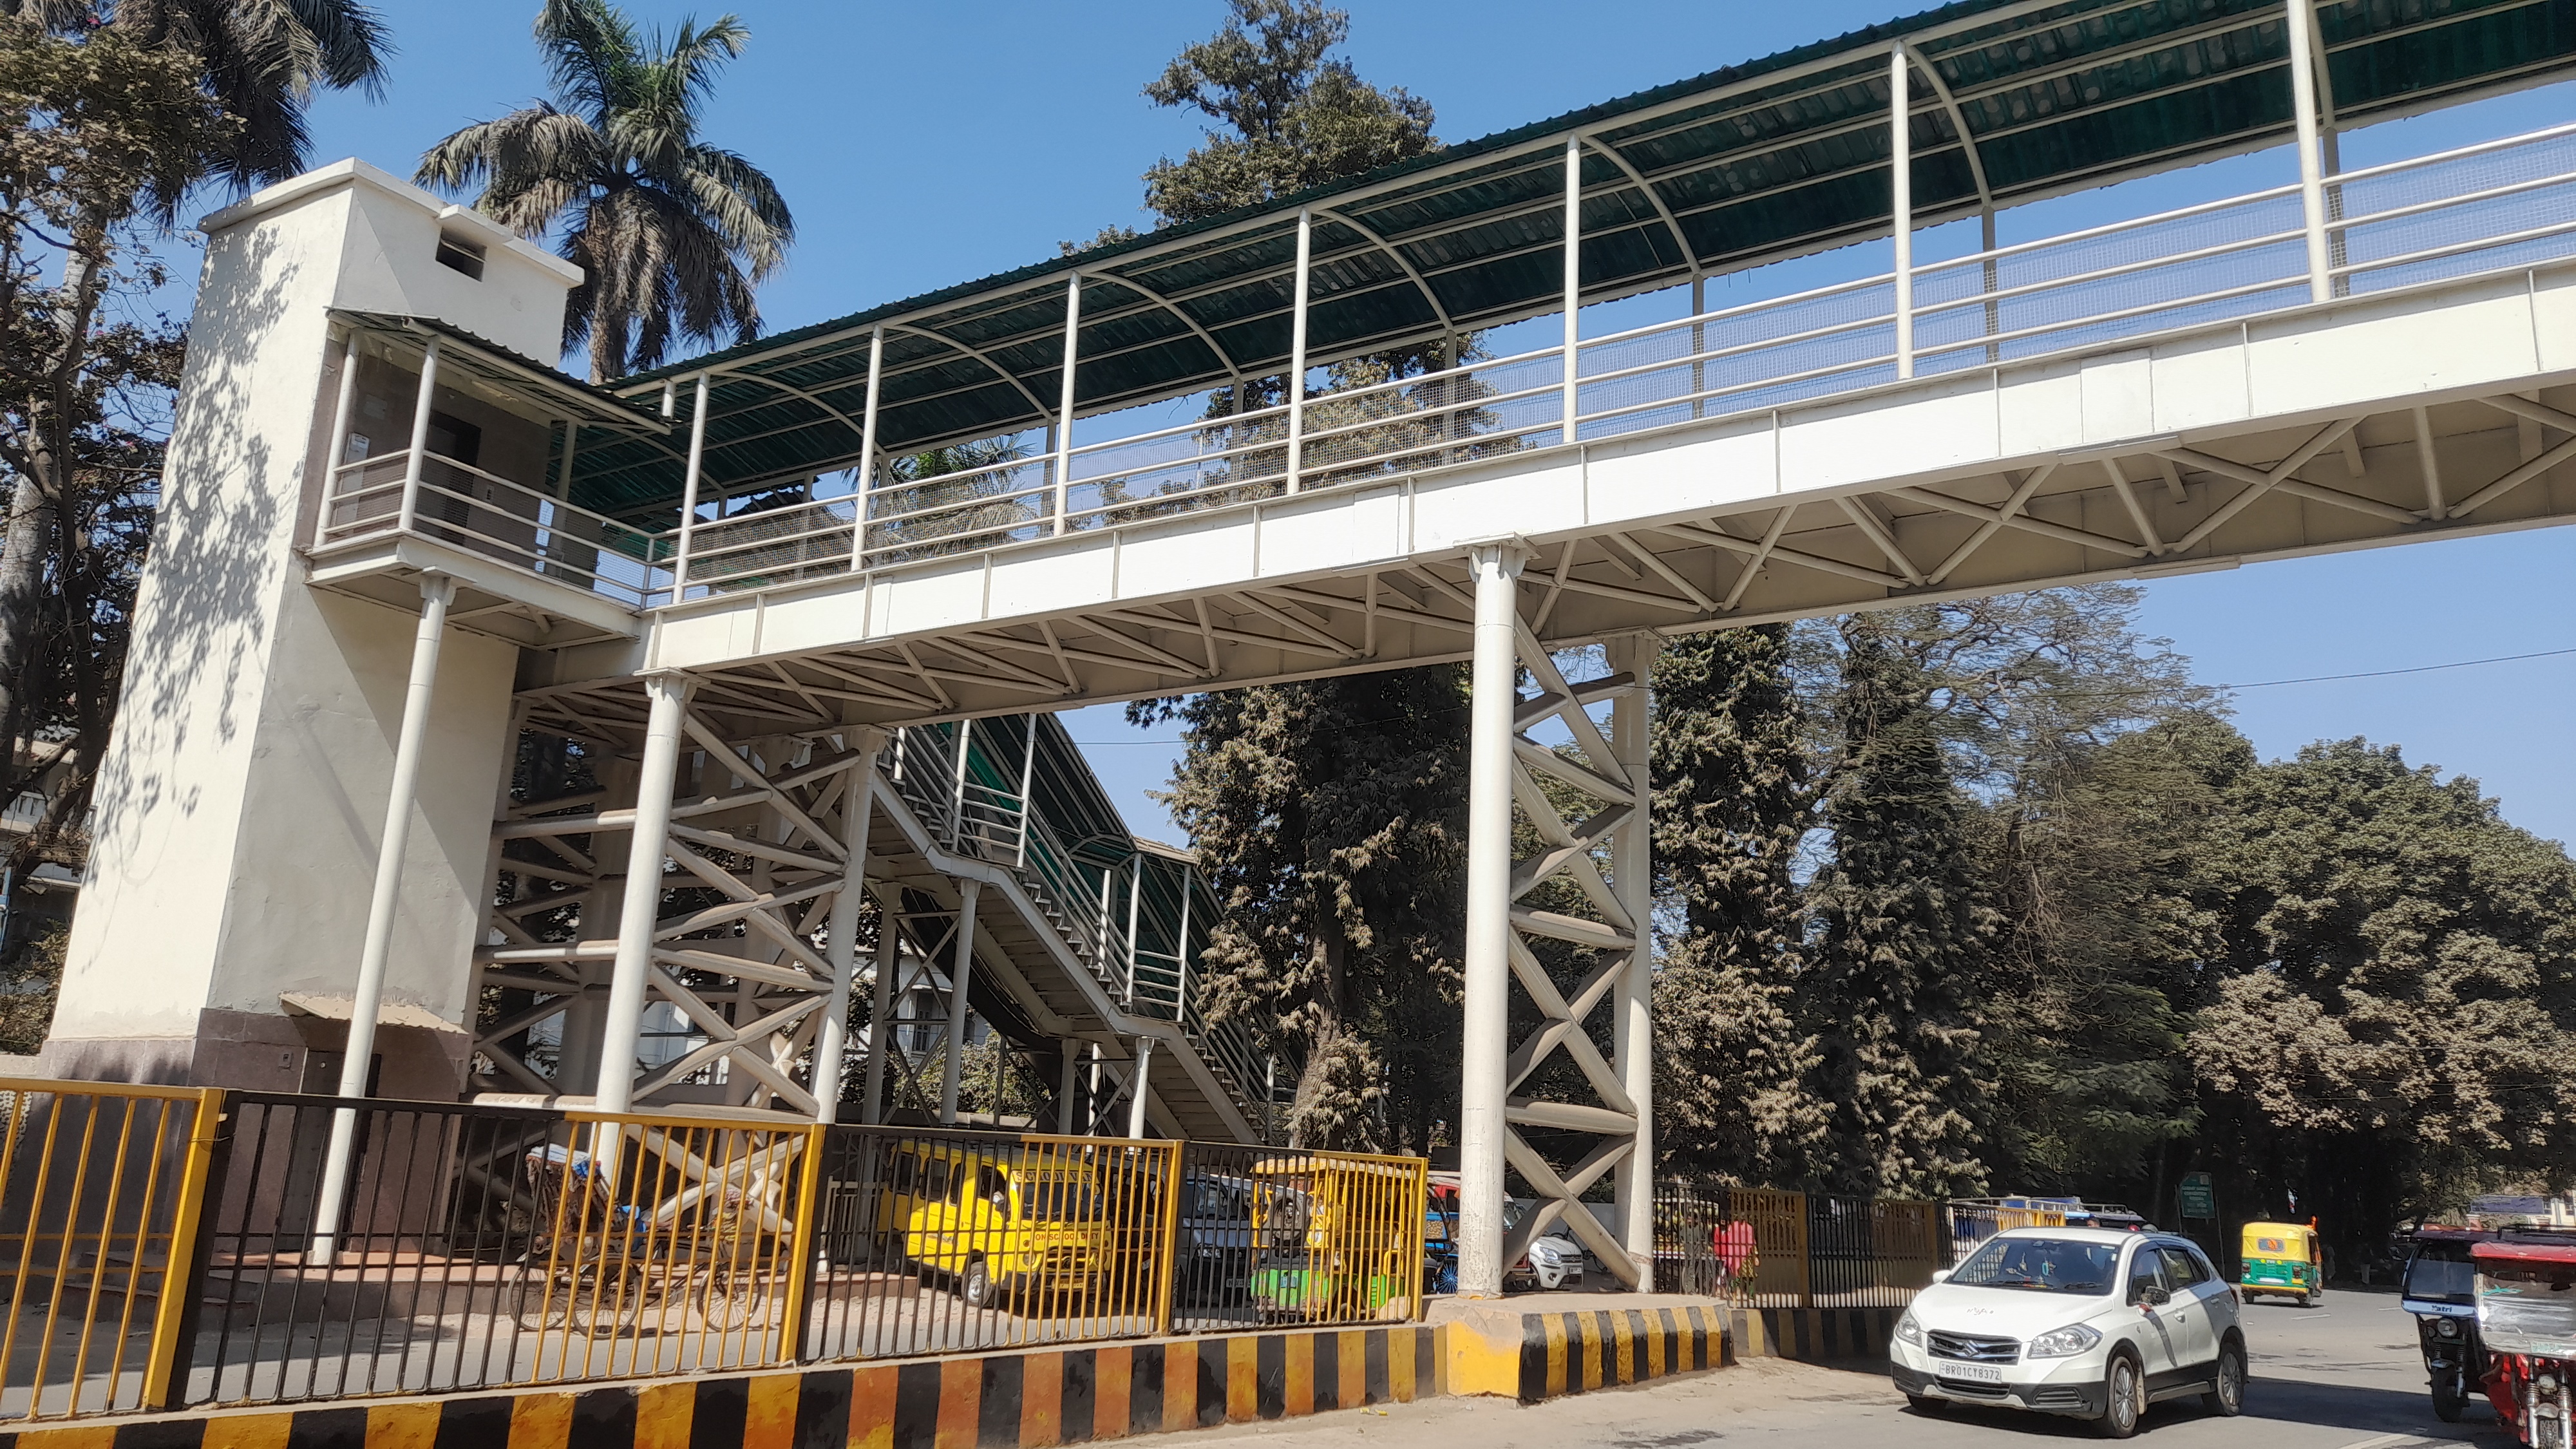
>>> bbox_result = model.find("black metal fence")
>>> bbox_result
[1652,1180,1943,1309]
[121,1088,1430,1416]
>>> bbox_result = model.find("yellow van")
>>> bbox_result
[884,1142,1108,1309]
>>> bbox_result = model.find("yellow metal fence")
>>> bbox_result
[0,1078,221,1422]
[0,1081,1430,1420]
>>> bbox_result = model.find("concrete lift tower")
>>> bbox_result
[48,0,2576,1298]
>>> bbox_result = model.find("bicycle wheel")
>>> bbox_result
[565,1265,644,1336]
[700,1268,775,1331]
[511,1266,570,1332]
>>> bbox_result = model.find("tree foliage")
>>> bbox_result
[1649,625,1826,1187]
[1142,0,1434,225]
[417,0,790,381]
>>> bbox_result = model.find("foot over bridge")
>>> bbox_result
[53,0,2576,1320]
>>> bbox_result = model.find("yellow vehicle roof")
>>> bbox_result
[2241,1222,2312,1243]
[1246,1155,1421,1182]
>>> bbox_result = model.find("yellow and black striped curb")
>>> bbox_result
[0,1325,1443,1449]
[1727,1306,1903,1362]
[1439,1303,1730,1404]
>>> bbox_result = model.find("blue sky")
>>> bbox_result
[264,0,2576,847]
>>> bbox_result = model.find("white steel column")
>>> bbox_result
[2285,0,2333,301]
[1054,276,1081,533]
[594,672,692,1114]
[1606,632,1660,1267]
[848,325,885,569]
[670,373,710,600]
[1127,1037,1156,1139]
[860,905,899,1124]
[308,571,458,1266]
[324,332,363,490]
[1562,135,1583,438]
[813,744,876,1123]
[395,337,442,534]
[1285,209,1312,493]
[1890,44,1916,379]
[1457,541,1528,1298]
[1058,1045,1082,1133]
[938,878,982,1122]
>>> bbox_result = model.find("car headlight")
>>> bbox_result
[2027,1324,2102,1359]
[1894,1311,1924,1347]
[2539,1372,2562,1398]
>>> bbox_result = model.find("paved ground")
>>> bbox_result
[1151,1286,2495,1449]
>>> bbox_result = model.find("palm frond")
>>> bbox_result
[535,0,641,126]
[677,146,791,278]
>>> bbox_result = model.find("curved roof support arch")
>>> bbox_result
[885,321,1056,422]
[1899,41,1995,229]
[1311,205,1461,341]
[1578,134,1705,282]
[1089,268,1246,397]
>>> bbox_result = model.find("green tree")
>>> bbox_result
[417,0,791,383]
[1803,612,1994,1199]
[1129,2,1465,1150]
[1142,670,1466,1151]
[2190,739,2576,1255]
[1142,0,1434,225]
[0,5,377,895]
[1649,625,1827,1187]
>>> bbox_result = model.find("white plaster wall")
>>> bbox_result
[57,161,573,1054]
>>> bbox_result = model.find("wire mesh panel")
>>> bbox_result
[800,1126,1182,1358]
[1168,1143,1425,1333]
[0,1079,218,1422]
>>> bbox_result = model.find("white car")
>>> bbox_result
[1890,1227,2247,1438]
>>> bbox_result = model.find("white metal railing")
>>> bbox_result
[614,119,2576,600]
[878,720,1280,1122]
[313,447,672,607]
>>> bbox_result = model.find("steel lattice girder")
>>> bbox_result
[1493,625,1653,1287]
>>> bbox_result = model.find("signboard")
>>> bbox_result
[2179,1173,2216,1219]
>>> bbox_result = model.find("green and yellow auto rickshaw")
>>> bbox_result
[1244,1155,1426,1322]
[2241,1220,2325,1305]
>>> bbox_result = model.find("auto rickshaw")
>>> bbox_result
[2473,1233,2576,1449]
[2403,1226,2494,1421]
[1244,1156,1425,1321]
[2240,1220,2325,1305]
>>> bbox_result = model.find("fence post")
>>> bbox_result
[142,1087,226,1412]
[1151,1141,1186,1336]
[779,1122,828,1363]
[1794,1191,1814,1310]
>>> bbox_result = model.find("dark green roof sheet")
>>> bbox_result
[568,0,2576,522]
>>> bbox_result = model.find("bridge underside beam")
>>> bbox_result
[521,267,2576,747]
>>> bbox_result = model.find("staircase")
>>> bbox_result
[866,715,1274,1142]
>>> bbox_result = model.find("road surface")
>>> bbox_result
[1153,1287,2492,1449]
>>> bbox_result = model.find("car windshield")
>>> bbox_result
[1950,1236,2121,1294]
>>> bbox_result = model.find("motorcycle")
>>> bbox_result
[2474,1233,2576,1449]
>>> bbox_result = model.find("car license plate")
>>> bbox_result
[1944,1363,2004,1384]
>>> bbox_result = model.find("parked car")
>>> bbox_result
[1890,1226,2246,1438]
[1421,1180,1586,1291]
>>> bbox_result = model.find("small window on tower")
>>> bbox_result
[435,232,486,279]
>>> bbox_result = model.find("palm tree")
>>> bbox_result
[417,0,791,382]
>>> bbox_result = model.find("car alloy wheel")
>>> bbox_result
[2096,1351,2143,1439]
[962,1257,995,1309]
[2204,1343,2247,1417]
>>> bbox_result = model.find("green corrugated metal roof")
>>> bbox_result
[567,0,2576,522]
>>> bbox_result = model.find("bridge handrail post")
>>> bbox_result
[847,325,884,571]
[1563,133,1582,437]
[1286,207,1311,493]
[1054,276,1081,533]
[1890,44,1916,380]
[2286,0,2333,301]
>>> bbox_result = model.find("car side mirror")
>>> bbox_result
[2137,1285,2170,1307]
[1930,1269,1952,1284]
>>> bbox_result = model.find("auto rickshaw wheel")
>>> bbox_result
[2433,1374,2467,1423]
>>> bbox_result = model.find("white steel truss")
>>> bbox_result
[480,715,875,1116]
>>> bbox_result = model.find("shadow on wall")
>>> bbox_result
[64,227,299,1081]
